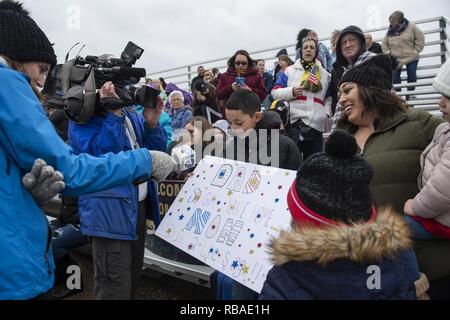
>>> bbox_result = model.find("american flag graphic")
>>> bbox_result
[307,64,319,85]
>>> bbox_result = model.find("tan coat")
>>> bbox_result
[412,122,450,227]
[382,22,425,67]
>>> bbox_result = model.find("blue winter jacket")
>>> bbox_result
[0,63,153,299]
[259,210,420,300]
[69,108,167,240]
[170,107,193,131]
[159,111,173,148]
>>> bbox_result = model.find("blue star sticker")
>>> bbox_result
[231,260,239,269]
[179,214,185,220]
[209,248,214,253]
[275,198,280,203]
[250,233,255,238]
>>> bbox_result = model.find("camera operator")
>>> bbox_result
[68,81,168,300]
[192,79,223,124]
[0,1,175,300]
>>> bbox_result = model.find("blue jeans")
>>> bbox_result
[404,215,437,240]
[393,60,419,91]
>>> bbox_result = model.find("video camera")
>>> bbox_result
[42,41,160,124]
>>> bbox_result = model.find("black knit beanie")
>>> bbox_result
[339,54,393,91]
[0,1,57,67]
[295,130,374,223]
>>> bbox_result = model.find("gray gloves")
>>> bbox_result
[22,159,65,206]
[149,151,177,182]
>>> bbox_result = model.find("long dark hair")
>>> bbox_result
[159,77,167,90]
[336,85,408,133]
[227,49,255,69]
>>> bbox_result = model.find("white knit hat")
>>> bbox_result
[433,59,450,97]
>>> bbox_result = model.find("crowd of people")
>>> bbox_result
[0,0,449,301]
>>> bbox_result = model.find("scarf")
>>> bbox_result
[387,18,409,37]
[300,60,322,92]
[344,51,377,72]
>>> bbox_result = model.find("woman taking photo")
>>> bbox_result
[216,49,267,104]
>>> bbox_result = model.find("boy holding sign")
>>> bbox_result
[211,90,302,299]
[224,89,302,171]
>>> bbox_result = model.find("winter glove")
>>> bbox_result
[149,151,177,182]
[22,159,65,206]
[415,272,430,300]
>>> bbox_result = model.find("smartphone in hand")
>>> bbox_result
[235,76,246,86]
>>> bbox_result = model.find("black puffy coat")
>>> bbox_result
[225,111,302,170]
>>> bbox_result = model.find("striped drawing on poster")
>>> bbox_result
[243,170,261,194]
[184,208,211,235]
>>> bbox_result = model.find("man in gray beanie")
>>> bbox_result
[329,25,377,125]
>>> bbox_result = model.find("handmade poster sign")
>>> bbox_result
[155,156,296,293]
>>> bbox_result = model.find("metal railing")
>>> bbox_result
[147,17,448,96]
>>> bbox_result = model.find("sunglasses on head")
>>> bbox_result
[235,61,248,66]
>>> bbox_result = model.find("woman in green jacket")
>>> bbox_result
[336,54,449,298]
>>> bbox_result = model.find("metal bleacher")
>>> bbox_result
[51,17,447,289]
[147,16,449,117]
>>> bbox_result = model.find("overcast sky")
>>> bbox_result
[22,0,448,77]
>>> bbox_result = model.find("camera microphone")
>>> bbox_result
[171,145,197,174]
[96,67,146,78]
